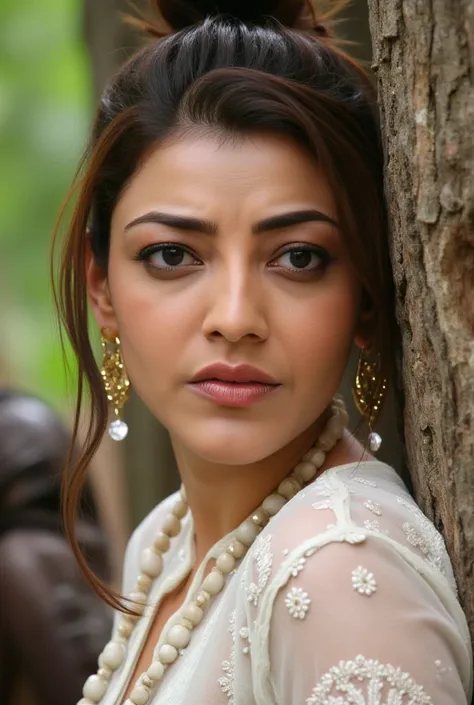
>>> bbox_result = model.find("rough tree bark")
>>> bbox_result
[367,0,474,646]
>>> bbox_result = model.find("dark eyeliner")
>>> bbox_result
[134,242,188,261]
[270,243,334,266]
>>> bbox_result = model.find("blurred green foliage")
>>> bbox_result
[0,0,91,409]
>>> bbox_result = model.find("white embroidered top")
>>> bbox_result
[103,461,473,704]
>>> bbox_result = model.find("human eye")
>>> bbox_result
[135,243,202,274]
[268,244,333,277]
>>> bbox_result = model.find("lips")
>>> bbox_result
[189,363,280,407]
[190,363,278,386]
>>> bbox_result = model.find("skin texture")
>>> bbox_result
[87,133,371,558]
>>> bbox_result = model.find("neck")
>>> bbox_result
[170,408,331,564]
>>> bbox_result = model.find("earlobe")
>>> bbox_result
[354,332,368,350]
[354,298,375,351]
[85,239,118,334]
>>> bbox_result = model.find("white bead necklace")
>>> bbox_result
[78,398,348,705]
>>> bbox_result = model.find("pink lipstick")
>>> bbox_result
[189,363,280,408]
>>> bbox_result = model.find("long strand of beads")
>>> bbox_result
[77,399,348,705]
[78,487,188,705]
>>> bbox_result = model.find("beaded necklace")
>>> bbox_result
[78,398,348,705]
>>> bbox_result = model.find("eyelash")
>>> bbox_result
[135,242,333,276]
[135,243,200,271]
[268,243,333,274]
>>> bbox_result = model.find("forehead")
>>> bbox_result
[113,132,337,227]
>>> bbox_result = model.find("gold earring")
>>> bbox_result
[100,329,130,441]
[352,346,387,452]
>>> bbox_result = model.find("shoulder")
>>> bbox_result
[241,460,458,612]
[246,460,407,556]
[240,463,472,703]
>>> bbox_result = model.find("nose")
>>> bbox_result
[201,263,269,344]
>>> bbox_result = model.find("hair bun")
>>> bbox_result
[148,0,330,34]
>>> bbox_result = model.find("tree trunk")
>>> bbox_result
[367,0,474,648]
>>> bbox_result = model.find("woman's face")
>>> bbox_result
[88,133,364,465]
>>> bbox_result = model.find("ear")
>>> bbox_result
[85,239,119,336]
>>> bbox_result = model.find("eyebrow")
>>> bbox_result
[254,209,338,233]
[125,212,218,235]
[124,208,338,235]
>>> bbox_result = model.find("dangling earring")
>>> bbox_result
[352,346,387,453]
[100,329,130,441]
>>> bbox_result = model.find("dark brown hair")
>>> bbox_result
[53,0,396,610]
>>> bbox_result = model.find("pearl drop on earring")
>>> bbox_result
[109,418,129,441]
[369,431,382,453]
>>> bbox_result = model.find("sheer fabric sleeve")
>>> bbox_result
[250,521,472,705]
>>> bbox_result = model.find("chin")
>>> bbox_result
[171,418,287,467]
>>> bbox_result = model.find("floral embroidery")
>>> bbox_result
[364,519,382,532]
[310,474,340,512]
[290,557,306,577]
[247,583,259,605]
[239,626,251,655]
[306,654,433,704]
[285,587,311,619]
[219,665,234,701]
[246,533,273,607]
[353,475,378,487]
[313,474,335,493]
[312,499,332,511]
[397,498,450,584]
[403,522,429,554]
[364,499,382,515]
[352,566,377,596]
[434,659,452,677]
[218,611,236,702]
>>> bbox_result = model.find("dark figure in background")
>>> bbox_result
[0,390,113,705]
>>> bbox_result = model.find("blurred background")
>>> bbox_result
[0,0,400,610]
[0,0,89,397]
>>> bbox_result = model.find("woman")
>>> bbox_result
[53,1,472,703]
[0,390,112,705]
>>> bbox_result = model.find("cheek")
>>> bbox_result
[105,257,192,385]
[277,277,360,383]
[113,299,191,384]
